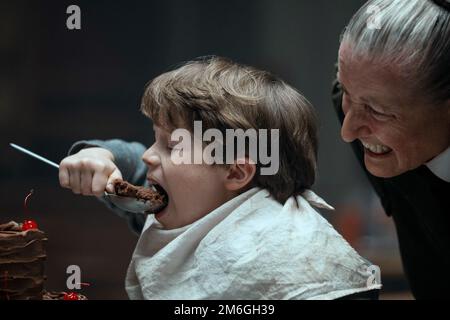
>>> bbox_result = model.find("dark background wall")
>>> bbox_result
[0,0,410,299]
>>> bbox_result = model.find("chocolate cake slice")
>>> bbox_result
[43,290,87,300]
[113,180,168,210]
[1,222,89,300]
[0,221,47,300]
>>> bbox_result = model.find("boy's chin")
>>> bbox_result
[154,205,182,230]
[155,205,168,221]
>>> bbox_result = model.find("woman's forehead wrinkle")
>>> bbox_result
[340,57,402,108]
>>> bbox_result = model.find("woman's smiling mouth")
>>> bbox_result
[361,140,393,156]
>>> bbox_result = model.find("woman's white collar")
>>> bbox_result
[426,146,450,182]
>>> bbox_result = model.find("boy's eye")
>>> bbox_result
[167,141,180,150]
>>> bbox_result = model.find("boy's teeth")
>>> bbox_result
[361,141,392,154]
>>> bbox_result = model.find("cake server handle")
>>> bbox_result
[10,142,111,197]
[9,143,60,169]
[9,142,156,213]
[10,142,109,196]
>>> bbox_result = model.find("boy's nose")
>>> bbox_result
[142,147,161,167]
[341,108,371,143]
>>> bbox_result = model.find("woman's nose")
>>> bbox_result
[142,146,161,167]
[341,106,371,143]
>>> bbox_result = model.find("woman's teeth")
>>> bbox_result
[361,141,392,154]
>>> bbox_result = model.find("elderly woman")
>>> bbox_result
[332,0,449,299]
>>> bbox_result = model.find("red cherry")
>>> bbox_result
[63,292,79,300]
[22,220,38,231]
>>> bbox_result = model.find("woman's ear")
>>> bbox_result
[224,158,256,192]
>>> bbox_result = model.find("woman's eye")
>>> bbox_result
[366,105,390,119]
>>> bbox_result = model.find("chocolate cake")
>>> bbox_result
[43,290,87,300]
[0,221,47,300]
[113,180,167,207]
[0,221,87,300]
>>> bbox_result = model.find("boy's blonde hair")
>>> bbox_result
[141,56,317,204]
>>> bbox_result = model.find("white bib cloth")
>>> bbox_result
[125,187,381,300]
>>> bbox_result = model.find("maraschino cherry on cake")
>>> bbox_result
[0,220,47,300]
[1,190,87,300]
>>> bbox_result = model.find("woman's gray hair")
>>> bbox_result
[340,0,450,104]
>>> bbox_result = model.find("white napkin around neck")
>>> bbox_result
[125,187,380,300]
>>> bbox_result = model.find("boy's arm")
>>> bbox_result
[67,139,148,234]
[68,139,147,185]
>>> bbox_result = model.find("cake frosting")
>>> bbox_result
[0,221,47,300]
[1,221,88,300]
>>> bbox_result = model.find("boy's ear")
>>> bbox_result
[224,158,256,192]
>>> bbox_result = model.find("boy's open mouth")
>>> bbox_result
[149,183,169,214]
[113,180,169,214]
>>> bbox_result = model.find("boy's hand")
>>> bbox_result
[59,147,122,196]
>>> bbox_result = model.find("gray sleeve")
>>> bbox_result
[67,139,148,235]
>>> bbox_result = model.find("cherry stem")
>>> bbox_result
[24,189,34,216]
[78,282,91,287]
[68,282,91,292]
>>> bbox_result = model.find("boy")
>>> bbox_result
[59,56,381,299]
